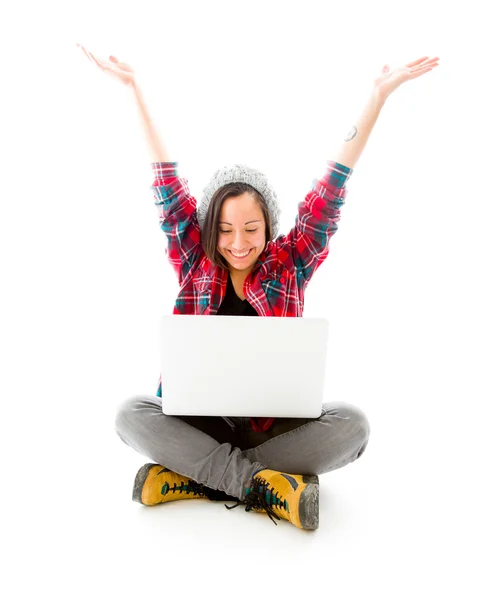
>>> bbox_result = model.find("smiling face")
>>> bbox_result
[217,192,266,278]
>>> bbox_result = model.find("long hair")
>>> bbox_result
[200,182,273,270]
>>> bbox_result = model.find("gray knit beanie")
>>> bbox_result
[197,164,282,241]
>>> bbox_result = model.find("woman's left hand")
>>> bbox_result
[373,56,440,101]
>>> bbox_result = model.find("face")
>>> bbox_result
[217,192,266,277]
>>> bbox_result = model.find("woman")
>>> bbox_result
[77,44,439,530]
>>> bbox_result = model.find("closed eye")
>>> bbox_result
[220,229,257,234]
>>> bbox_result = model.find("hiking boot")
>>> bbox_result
[225,468,319,530]
[132,463,240,506]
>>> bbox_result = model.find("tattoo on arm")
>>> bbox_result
[344,126,357,142]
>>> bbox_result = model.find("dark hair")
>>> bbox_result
[201,182,273,270]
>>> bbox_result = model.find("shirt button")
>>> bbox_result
[280,276,285,284]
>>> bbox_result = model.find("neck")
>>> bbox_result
[230,269,250,280]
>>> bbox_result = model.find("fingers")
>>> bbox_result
[406,56,429,68]
[406,56,439,69]
[421,57,439,67]
[407,65,437,81]
[77,43,109,70]
[77,44,97,67]
[77,43,93,63]
[413,60,439,74]
[79,45,110,72]
[87,52,104,70]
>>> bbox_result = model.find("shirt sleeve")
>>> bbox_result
[282,160,354,288]
[317,160,353,189]
[151,162,203,285]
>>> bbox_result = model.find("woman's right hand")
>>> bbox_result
[77,43,137,88]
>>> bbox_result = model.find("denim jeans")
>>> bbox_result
[114,395,370,501]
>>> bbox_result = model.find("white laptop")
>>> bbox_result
[159,314,329,418]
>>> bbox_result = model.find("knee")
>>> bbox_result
[114,396,137,441]
[323,401,371,455]
[347,403,370,438]
[344,403,370,458]
[114,394,162,440]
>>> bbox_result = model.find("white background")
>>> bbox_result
[1,0,483,597]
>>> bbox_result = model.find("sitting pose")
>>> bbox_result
[78,44,439,530]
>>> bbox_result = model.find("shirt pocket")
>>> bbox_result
[260,266,293,294]
[260,266,300,315]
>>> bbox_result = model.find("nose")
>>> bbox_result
[232,231,249,249]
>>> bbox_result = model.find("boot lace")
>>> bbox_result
[224,476,286,526]
[157,468,206,498]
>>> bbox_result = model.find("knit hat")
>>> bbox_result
[197,164,282,241]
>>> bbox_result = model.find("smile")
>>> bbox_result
[229,249,252,259]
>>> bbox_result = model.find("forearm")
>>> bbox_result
[329,89,386,170]
[130,80,172,163]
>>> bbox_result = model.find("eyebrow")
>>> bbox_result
[218,220,262,225]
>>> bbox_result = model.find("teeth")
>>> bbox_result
[231,250,250,257]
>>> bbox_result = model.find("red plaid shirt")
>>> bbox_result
[153,160,353,432]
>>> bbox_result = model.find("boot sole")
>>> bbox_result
[299,474,320,530]
[132,462,159,504]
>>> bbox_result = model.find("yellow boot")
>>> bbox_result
[225,468,319,530]
[132,463,239,506]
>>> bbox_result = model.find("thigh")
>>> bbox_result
[241,401,370,475]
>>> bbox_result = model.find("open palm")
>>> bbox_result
[77,43,137,87]
[374,56,440,100]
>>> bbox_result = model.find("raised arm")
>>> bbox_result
[329,91,385,170]
[329,56,440,170]
[77,44,173,163]
[130,80,172,163]
[280,56,440,288]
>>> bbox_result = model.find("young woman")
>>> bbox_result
[78,44,439,530]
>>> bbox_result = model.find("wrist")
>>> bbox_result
[129,78,140,92]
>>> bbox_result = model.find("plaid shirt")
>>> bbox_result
[153,160,353,432]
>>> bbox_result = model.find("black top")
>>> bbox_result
[217,273,258,317]
[216,273,258,430]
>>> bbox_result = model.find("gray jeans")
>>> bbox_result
[114,395,370,501]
